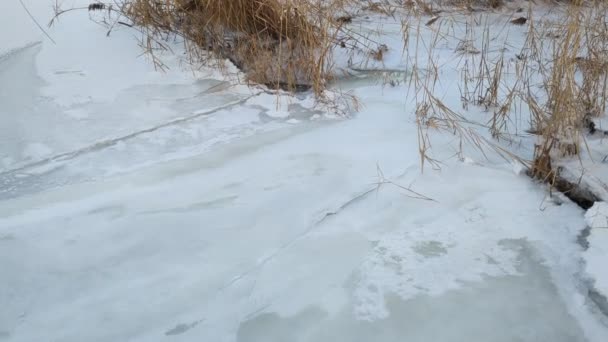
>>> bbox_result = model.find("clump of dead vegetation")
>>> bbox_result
[56,0,375,97]
[124,0,338,94]
[526,1,608,192]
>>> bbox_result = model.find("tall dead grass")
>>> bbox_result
[90,0,362,96]
[405,0,608,187]
[524,1,608,182]
[50,0,370,98]
[127,0,309,93]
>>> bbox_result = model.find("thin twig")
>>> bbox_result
[18,0,56,44]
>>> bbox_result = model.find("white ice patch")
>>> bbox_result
[33,2,221,107]
[586,202,608,230]
[246,93,292,118]
[351,229,519,321]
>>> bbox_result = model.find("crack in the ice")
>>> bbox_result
[218,168,423,293]
[217,186,379,293]
[315,187,378,225]
[164,319,204,336]
[0,95,257,177]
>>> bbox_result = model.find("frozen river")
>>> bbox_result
[1,1,608,341]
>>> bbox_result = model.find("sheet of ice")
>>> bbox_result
[2,2,608,342]
[0,43,336,200]
[2,81,607,341]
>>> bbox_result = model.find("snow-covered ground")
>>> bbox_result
[1,1,608,341]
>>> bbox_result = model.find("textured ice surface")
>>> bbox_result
[238,240,584,342]
[2,2,608,342]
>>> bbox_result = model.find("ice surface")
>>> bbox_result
[584,202,608,311]
[1,2,608,342]
[238,240,584,342]
[1,67,605,340]
[0,0,48,54]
